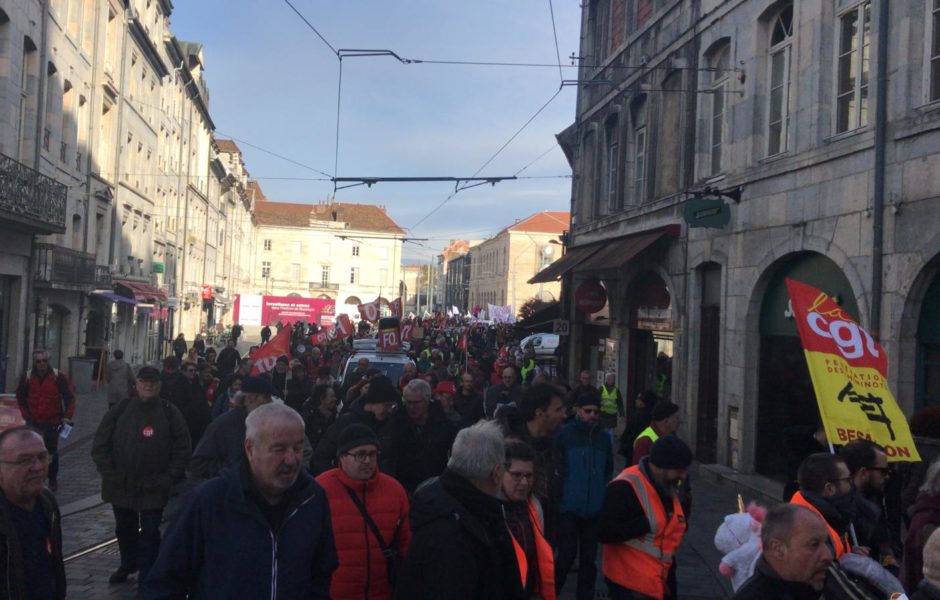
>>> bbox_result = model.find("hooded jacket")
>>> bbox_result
[141,460,337,599]
[394,470,525,600]
[0,490,65,600]
[315,468,411,600]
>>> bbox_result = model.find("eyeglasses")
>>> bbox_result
[345,450,379,463]
[505,470,534,482]
[0,453,50,467]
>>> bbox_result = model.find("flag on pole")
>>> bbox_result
[358,299,381,323]
[249,324,292,376]
[786,278,920,462]
[334,314,354,338]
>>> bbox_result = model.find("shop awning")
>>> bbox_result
[89,290,138,305]
[574,225,680,272]
[528,244,603,284]
[114,280,167,302]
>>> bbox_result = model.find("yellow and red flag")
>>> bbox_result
[786,278,920,462]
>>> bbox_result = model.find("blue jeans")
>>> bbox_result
[113,506,163,581]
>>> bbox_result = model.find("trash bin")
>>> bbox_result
[68,357,97,395]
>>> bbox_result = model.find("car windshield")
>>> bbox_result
[346,359,408,385]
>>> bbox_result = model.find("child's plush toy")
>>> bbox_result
[714,501,767,591]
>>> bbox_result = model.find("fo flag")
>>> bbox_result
[389,297,403,319]
[249,324,292,376]
[377,322,402,352]
[334,314,353,338]
[786,278,920,462]
[358,299,381,323]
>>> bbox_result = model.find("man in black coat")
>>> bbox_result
[454,372,484,426]
[159,356,182,402]
[170,362,210,448]
[389,379,458,494]
[395,420,524,600]
[215,339,242,377]
[733,504,833,600]
[484,367,522,419]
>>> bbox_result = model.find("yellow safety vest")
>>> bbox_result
[600,385,620,415]
[634,425,659,447]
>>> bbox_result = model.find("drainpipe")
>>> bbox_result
[870,0,889,339]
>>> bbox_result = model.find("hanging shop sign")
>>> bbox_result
[683,196,731,229]
[574,280,607,314]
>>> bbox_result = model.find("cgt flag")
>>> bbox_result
[249,323,292,376]
[786,278,920,462]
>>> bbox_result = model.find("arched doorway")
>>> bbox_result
[916,271,940,407]
[756,252,859,480]
[344,296,361,305]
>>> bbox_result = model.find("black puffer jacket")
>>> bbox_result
[311,399,394,476]
[386,404,458,493]
[394,471,524,600]
[0,490,65,600]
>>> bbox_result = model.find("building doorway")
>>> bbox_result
[625,272,673,408]
[696,264,721,463]
[916,269,940,407]
[756,253,859,480]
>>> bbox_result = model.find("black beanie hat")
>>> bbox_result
[363,375,397,405]
[337,424,379,456]
[576,392,601,408]
[649,435,693,469]
[651,401,680,422]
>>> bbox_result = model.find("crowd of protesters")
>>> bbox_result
[3,315,940,599]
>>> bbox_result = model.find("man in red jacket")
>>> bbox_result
[316,424,410,600]
[15,349,75,491]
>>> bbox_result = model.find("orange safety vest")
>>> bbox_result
[601,465,686,600]
[789,491,850,558]
[508,499,556,600]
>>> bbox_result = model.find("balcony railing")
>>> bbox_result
[0,152,67,233]
[309,282,340,291]
[35,243,97,290]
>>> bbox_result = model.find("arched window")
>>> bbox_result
[705,41,731,175]
[604,114,620,212]
[767,4,793,156]
[629,95,647,204]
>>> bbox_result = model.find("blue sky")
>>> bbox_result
[170,1,581,262]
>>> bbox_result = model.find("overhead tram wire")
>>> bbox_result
[214,131,334,178]
[282,0,338,56]
[547,0,565,84]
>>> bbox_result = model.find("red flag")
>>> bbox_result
[401,322,414,342]
[249,325,292,376]
[377,325,402,352]
[309,331,329,346]
[458,329,468,352]
[334,314,353,338]
[389,297,403,319]
[358,299,381,323]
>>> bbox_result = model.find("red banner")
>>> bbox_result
[377,326,402,352]
[401,322,414,342]
[309,331,329,346]
[249,325,292,376]
[359,299,381,323]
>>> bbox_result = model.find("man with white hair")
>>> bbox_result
[394,420,524,600]
[388,378,458,493]
[912,528,940,600]
[143,403,337,599]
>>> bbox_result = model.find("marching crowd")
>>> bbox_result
[1,317,940,599]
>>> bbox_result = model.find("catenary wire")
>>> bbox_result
[282,0,338,56]
[547,0,565,84]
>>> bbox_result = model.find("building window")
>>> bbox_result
[321,265,330,287]
[930,0,940,101]
[350,267,358,284]
[379,268,388,285]
[261,261,271,279]
[263,239,271,251]
[629,96,647,205]
[604,115,620,211]
[835,0,871,133]
[291,263,301,281]
[352,245,360,257]
[292,241,301,254]
[768,5,793,156]
[708,43,731,175]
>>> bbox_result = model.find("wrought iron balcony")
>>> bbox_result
[35,244,97,290]
[0,152,67,233]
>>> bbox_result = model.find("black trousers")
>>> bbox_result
[555,513,600,600]
[113,506,163,582]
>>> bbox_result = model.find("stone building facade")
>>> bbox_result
[0,0,257,389]
[253,198,404,321]
[547,0,940,481]
[468,211,569,316]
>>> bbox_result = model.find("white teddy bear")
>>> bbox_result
[713,501,767,591]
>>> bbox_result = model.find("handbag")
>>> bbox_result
[342,484,403,587]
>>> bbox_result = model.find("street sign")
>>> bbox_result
[683,196,731,228]
[553,319,570,335]
[574,280,607,313]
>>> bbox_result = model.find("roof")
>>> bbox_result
[254,201,405,234]
[310,202,404,234]
[214,139,240,154]
[254,201,313,227]
[247,181,267,203]
[501,211,570,235]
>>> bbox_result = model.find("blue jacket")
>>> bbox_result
[555,417,613,518]
[141,461,337,599]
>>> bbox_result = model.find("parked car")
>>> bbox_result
[520,333,560,357]
[339,338,415,387]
